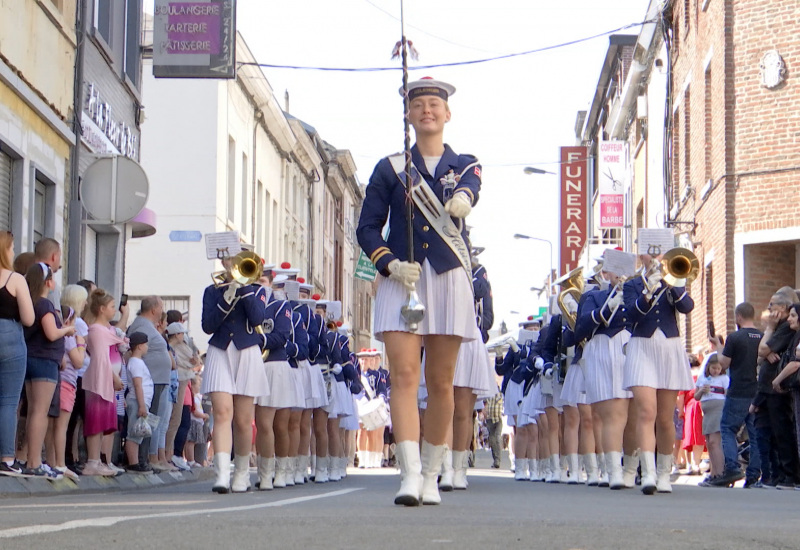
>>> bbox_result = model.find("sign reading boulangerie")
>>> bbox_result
[598,140,627,228]
[559,147,588,276]
[153,0,236,79]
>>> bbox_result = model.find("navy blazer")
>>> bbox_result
[574,287,632,343]
[356,144,481,277]
[541,315,565,365]
[261,298,293,362]
[310,314,328,365]
[202,283,267,351]
[623,276,694,338]
[287,310,308,368]
[343,362,363,394]
[496,347,518,393]
[473,264,494,343]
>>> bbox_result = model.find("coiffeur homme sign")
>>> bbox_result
[559,147,588,276]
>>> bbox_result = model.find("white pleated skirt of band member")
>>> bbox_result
[623,329,694,391]
[583,330,633,403]
[559,358,587,407]
[453,337,496,397]
[373,259,480,342]
[202,342,270,398]
[255,360,305,408]
[503,380,524,417]
[300,359,329,409]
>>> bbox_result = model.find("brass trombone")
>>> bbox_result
[641,247,700,299]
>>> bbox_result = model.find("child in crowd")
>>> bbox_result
[83,289,125,476]
[48,284,88,480]
[186,375,209,467]
[125,332,154,473]
[695,353,729,483]
[23,263,75,478]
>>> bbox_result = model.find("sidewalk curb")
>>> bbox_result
[0,468,216,498]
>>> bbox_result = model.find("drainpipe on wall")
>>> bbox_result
[67,0,87,283]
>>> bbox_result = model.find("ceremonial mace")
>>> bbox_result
[397,1,425,332]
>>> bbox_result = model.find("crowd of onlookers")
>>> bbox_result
[0,234,211,480]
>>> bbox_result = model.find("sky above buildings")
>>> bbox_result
[150,0,650,333]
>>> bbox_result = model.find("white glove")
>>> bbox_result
[388,259,422,291]
[223,281,242,304]
[645,269,663,292]
[534,357,544,370]
[505,337,519,352]
[563,294,579,316]
[543,367,553,379]
[670,278,687,288]
[606,292,623,312]
[444,192,472,218]
[331,363,343,375]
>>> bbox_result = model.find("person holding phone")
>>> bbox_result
[694,353,728,484]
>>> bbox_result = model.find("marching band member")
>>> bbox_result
[623,251,695,494]
[333,325,358,479]
[321,318,345,481]
[575,252,637,490]
[340,352,364,477]
[253,265,293,491]
[356,77,482,506]
[311,301,333,483]
[201,250,269,493]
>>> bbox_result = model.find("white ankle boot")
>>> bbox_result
[546,455,561,483]
[439,449,454,491]
[640,451,656,495]
[606,451,624,490]
[582,453,599,486]
[357,451,366,468]
[656,453,673,493]
[284,457,296,486]
[514,457,529,480]
[452,450,469,490]
[527,459,538,482]
[273,457,288,488]
[565,454,581,484]
[623,453,639,488]
[294,455,308,484]
[231,455,251,493]
[212,452,231,494]
[543,457,554,482]
[329,456,342,482]
[394,440,422,506]
[597,453,609,487]
[257,456,275,490]
[421,441,446,505]
[314,455,329,483]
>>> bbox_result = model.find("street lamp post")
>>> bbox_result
[514,233,554,299]
[523,166,557,176]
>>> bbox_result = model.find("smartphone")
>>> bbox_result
[120,293,128,307]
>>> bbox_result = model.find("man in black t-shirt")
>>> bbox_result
[709,303,762,487]
[752,292,800,488]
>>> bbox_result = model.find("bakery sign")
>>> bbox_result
[153,0,236,79]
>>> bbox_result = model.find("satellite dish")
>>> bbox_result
[80,156,149,224]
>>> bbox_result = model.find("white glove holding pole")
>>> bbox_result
[534,357,544,370]
[444,192,472,218]
[388,259,422,291]
[331,363,343,375]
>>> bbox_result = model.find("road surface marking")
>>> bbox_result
[0,488,362,539]
[0,500,208,510]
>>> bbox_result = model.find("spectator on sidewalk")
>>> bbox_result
[483,392,504,469]
[186,375,209,468]
[770,303,800,481]
[709,302,762,487]
[0,233,34,477]
[695,353,728,485]
[127,296,173,471]
[165,322,199,465]
[125,332,154,473]
[754,290,800,489]
[34,239,61,308]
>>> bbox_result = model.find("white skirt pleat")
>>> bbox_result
[373,259,479,342]
[256,360,305,408]
[503,380,524,417]
[453,338,496,396]
[583,331,633,403]
[519,385,544,418]
[202,342,270,398]
[340,412,360,431]
[559,360,587,407]
[325,380,354,418]
[301,361,329,409]
[623,330,693,391]
[531,378,563,411]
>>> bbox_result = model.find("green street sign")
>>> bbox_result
[354,250,378,281]
[538,306,548,318]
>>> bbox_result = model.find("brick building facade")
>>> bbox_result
[668,0,800,347]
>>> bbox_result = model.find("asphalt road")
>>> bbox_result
[0,452,796,550]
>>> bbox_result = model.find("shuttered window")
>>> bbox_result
[0,150,11,231]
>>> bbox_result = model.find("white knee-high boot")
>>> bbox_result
[565,454,581,484]
[606,451,624,490]
[439,448,454,491]
[453,450,469,490]
[231,455,251,493]
[394,441,423,506]
[582,453,599,486]
[640,451,656,495]
[257,456,275,491]
[656,453,673,493]
[212,452,231,494]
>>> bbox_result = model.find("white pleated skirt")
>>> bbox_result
[503,381,524,416]
[325,380,354,418]
[340,412,360,431]
[623,330,693,391]
[256,360,305,408]
[531,377,563,411]
[518,388,543,424]
[453,338,496,395]
[584,331,633,403]
[559,360,587,407]
[300,360,329,409]
[373,260,479,342]
[202,342,270,398]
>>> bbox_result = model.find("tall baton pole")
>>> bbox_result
[398,0,425,332]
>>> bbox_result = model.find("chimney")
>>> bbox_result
[284,90,290,113]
